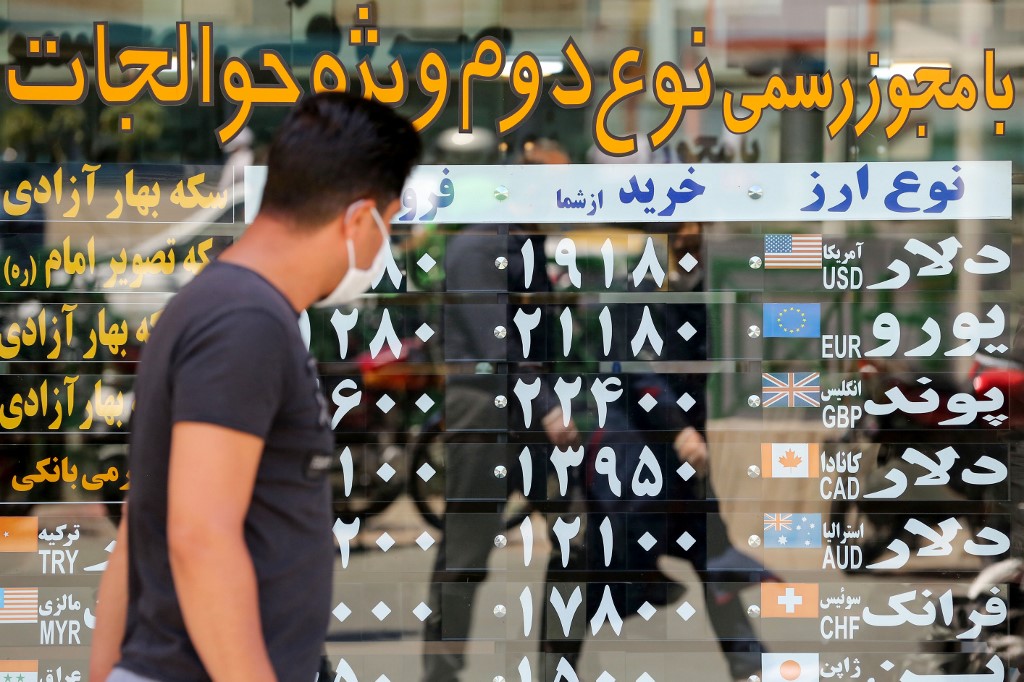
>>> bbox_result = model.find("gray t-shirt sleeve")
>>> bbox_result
[170,308,290,439]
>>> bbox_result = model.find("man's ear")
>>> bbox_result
[339,199,371,240]
[380,197,401,224]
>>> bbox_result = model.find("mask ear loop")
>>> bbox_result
[345,236,358,273]
[370,205,391,243]
[343,199,368,226]
[343,199,370,272]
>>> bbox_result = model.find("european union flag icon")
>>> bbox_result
[763,513,822,549]
[763,303,821,338]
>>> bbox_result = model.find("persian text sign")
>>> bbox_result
[4,15,1018,152]
[0,164,235,223]
[245,161,1010,224]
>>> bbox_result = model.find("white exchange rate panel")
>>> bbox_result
[244,161,1012,224]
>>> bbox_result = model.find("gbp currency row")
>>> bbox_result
[0,369,1014,432]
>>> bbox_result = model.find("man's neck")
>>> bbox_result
[217,215,325,312]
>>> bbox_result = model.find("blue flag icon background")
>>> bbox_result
[763,513,823,549]
[764,303,821,338]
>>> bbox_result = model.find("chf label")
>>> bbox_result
[820,615,861,640]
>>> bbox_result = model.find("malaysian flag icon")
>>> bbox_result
[764,234,823,269]
[0,587,38,624]
[762,372,821,408]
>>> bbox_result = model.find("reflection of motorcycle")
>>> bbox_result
[920,557,1024,677]
[970,350,1024,430]
[0,292,121,512]
[828,356,1007,572]
[0,193,240,521]
[333,337,542,530]
[328,331,439,521]
[405,411,536,530]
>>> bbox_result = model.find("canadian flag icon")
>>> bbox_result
[761,442,820,478]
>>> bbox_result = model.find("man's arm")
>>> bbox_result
[88,507,130,681]
[167,421,277,682]
[673,426,709,477]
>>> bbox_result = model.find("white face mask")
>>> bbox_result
[313,203,390,308]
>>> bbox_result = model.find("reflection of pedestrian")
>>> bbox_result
[88,93,420,682]
[422,140,578,682]
[217,127,254,192]
[0,163,46,259]
[540,223,766,682]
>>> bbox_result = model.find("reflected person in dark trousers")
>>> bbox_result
[539,222,767,682]
[421,140,579,682]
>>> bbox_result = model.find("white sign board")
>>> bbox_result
[245,161,1011,225]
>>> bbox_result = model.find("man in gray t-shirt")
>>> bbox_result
[88,93,420,682]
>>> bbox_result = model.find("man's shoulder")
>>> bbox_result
[179,262,292,314]
[182,261,276,298]
[159,264,296,349]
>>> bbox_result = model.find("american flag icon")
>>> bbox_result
[764,234,823,269]
[762,372,821,408]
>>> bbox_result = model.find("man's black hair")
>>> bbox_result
[261,92,421,227]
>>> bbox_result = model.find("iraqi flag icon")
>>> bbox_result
[762,653,820,682]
